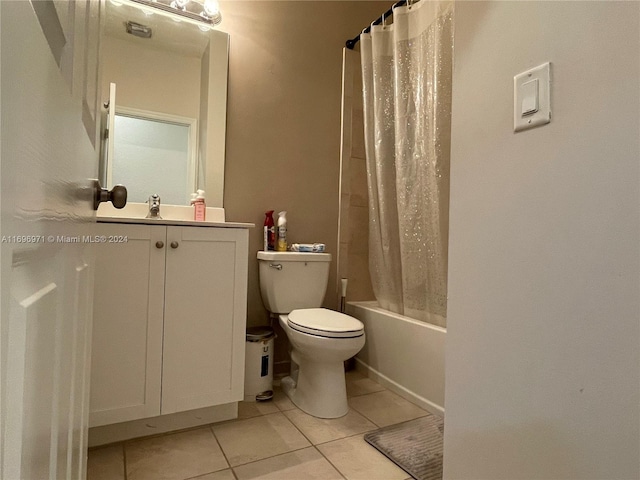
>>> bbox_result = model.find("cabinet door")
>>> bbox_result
[89,224,166,426]
[162,226,248,414]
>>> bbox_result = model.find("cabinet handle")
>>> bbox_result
[156,241,164,249]
[171,241,179,249]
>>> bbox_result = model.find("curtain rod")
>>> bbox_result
[345,0,408,50]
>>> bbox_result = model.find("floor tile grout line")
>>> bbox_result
[227,444,316,470]
[316,430,416,479]
[281,407,382,447]
[182,468,236,480]
[312,444,348,480]
[214,408,286,429]
[279,400,382,480]
[209,424,234,476]
[122,442,128,480]
[311,426,381,448]
[122,428,232,480]
[346,387,387,399]
[276,408,315,451]
[237,398,373,475]
[98,381,395,480]
[347,389,432,428]
[212,410,312,470]
[346,401,382,429]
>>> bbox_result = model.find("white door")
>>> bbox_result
[1,1,103,479]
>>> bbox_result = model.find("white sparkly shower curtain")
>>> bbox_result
[360,0,453,326]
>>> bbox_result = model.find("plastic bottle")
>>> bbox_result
[277,211,287,252]
[263,210,275,251]
[194,189,206,221]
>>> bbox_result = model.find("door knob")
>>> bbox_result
[170,241,179,249]
[156,241,164,249]
[93,179,127,210]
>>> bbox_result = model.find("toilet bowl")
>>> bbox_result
[256,252,366,419]
[279,309,365,418]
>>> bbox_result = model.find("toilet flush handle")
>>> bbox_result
[269,263,282,270]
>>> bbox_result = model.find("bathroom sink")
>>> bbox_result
[97,202,226,224]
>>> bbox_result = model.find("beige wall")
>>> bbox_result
[444,2,639,478]
[221,2,389,324]
[101,36,201,119]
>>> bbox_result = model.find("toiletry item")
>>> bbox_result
[194,189,206,221]
[289,243,325,253]
[263,210,275,251]
[276,211,287,251]
[340,278,348,313]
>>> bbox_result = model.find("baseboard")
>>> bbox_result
[355,358,445,417]
[88,402,238,447]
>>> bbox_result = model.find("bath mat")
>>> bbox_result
[364,414,444,480]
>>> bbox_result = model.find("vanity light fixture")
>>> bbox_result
[125,0,222,27]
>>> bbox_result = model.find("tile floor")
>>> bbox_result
[88,371,431,480]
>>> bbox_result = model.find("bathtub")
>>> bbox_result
[346,301,445,416]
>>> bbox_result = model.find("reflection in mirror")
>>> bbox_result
[99,0,229,206]
[111,111,196,205]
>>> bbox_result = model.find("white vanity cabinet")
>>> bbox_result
[89,223,248,427]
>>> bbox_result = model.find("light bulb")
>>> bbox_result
[170,0,189,9]
[203,0,219,16]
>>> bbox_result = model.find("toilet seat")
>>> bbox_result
[287,308,364,338]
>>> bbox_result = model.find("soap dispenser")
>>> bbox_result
[194,190,206,221]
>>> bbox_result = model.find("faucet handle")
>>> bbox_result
[146,194,162,219]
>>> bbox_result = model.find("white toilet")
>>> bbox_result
[257,251,365,418]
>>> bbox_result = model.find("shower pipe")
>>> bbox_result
[345,0,411,50]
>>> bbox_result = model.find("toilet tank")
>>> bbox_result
[257,252,331,314]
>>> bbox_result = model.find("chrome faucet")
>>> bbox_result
[146,194,162,219]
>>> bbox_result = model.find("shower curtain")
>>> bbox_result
[361,0,453,327]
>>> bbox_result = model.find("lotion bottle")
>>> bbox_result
[277,211,287,252]
[194,189,206,221]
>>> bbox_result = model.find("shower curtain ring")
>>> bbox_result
[381,12,386,29]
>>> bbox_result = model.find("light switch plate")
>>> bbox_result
[514,62,551,132]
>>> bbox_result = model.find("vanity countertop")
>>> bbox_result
[97,217,254,229]
[97,203,253,229]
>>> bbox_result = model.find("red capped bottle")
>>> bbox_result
[263,210,275,251]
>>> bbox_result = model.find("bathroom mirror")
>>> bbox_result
[99,0,229,206]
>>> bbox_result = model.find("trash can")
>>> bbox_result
[244,326,275,401]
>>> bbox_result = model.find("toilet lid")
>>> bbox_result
[288,308,364,338]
